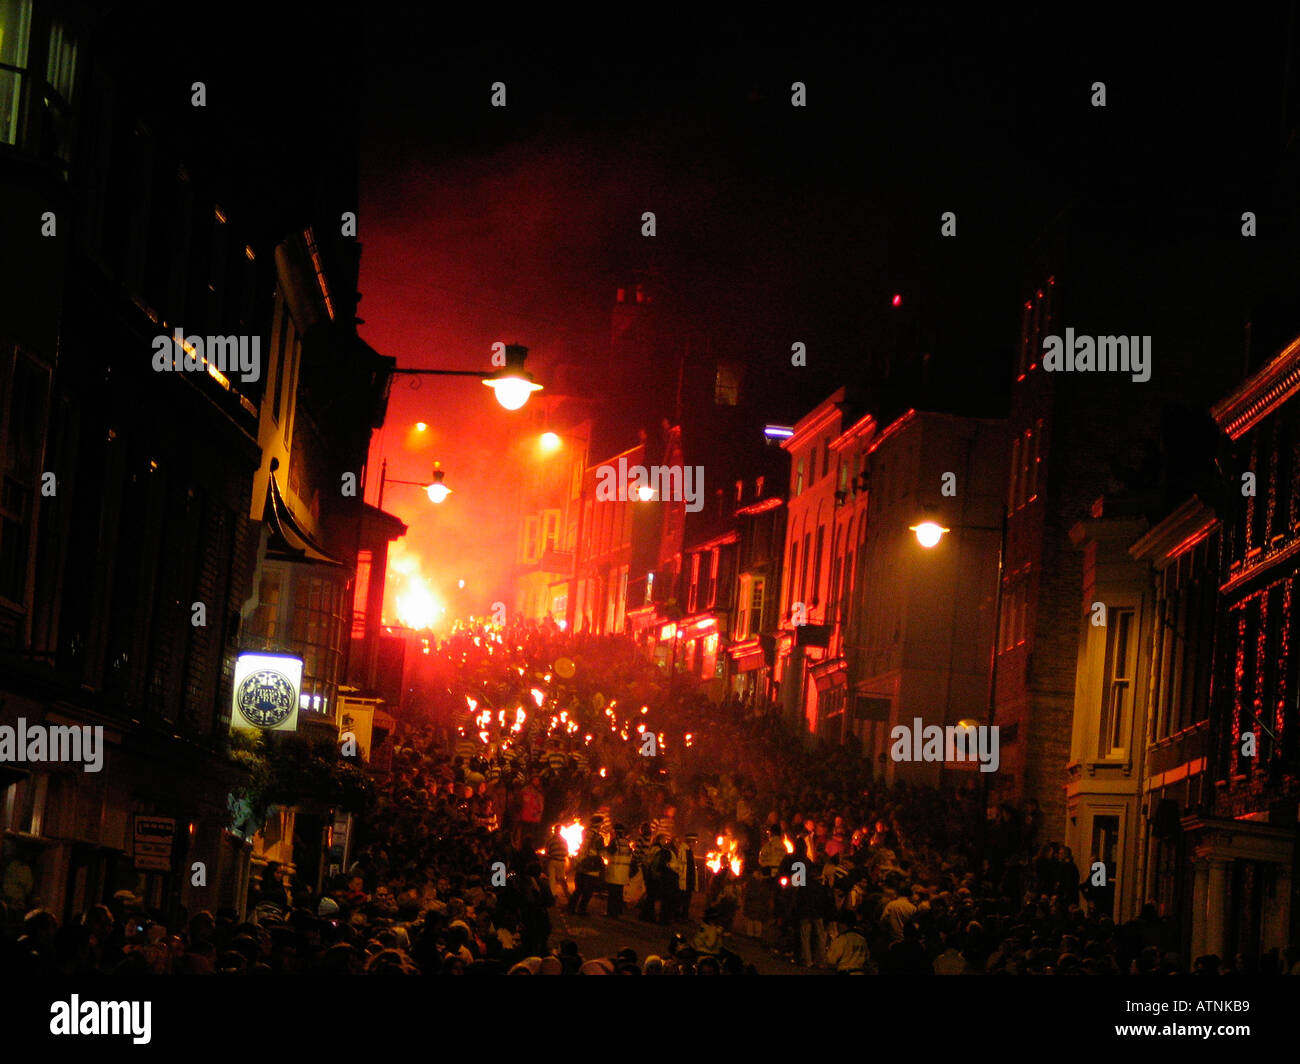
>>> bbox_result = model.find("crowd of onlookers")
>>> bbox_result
[4,617,1300,976]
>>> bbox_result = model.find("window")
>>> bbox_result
[688,553,700,612]
[787,541,799,610]
[812,526,825,606]
[801,532,811,603]
[795,458,804,497]
[1100,607,1136,756]
[542,509,559,554]
[523,516,540,564]
[39,14,76,165]
[0,0,31,146]
[1089,814,1120,901]
[292,575,347,714]
[714,363,740,406]
[352,550,371,638]
[748,577,765,637]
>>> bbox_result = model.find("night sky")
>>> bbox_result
[354,9,1297,617]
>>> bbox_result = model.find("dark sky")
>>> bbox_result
[355,9,1298,620]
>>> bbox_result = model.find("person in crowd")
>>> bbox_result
[5,620,1205,977]
[603,824,633,918]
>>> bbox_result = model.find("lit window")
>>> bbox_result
[0,0,32,146]
[1100,607,1136,757]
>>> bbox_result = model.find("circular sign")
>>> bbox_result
[554,657,576,679]
[235,669,297,729]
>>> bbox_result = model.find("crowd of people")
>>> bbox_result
[4,616,1298,976]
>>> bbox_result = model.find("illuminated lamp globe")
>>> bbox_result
[636,485,656,502]
[426,465,452,504]
[483,370,542,411]
[540,431,562,452]
[910,521,949,548]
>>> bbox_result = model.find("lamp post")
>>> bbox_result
[389,343,542,411]
[910,507,1008,862]
[377,460,452,510]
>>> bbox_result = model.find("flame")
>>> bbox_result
[531,688,545,707]
[395,571,440,630]
[706,834,742,877]
[783,836,795,854]
[558,820,585,857]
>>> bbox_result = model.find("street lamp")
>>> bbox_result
[390,344,543,412]
[425,467,451,504]
[378,460,453,509]
[911,507,1009,860]
[909,521,951,548]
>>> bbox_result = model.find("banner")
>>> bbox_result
[231,653,303,735]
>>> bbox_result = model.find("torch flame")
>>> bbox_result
[558,820,585,857]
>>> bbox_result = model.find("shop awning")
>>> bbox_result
[263,475,344,566]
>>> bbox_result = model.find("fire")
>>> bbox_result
[388,548,441,630]
[558,820,585,857]
[783,836,795,854]
[531,688,545,707]
[705,834,743,877]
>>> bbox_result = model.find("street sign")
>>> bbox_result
[133,815,176,872]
